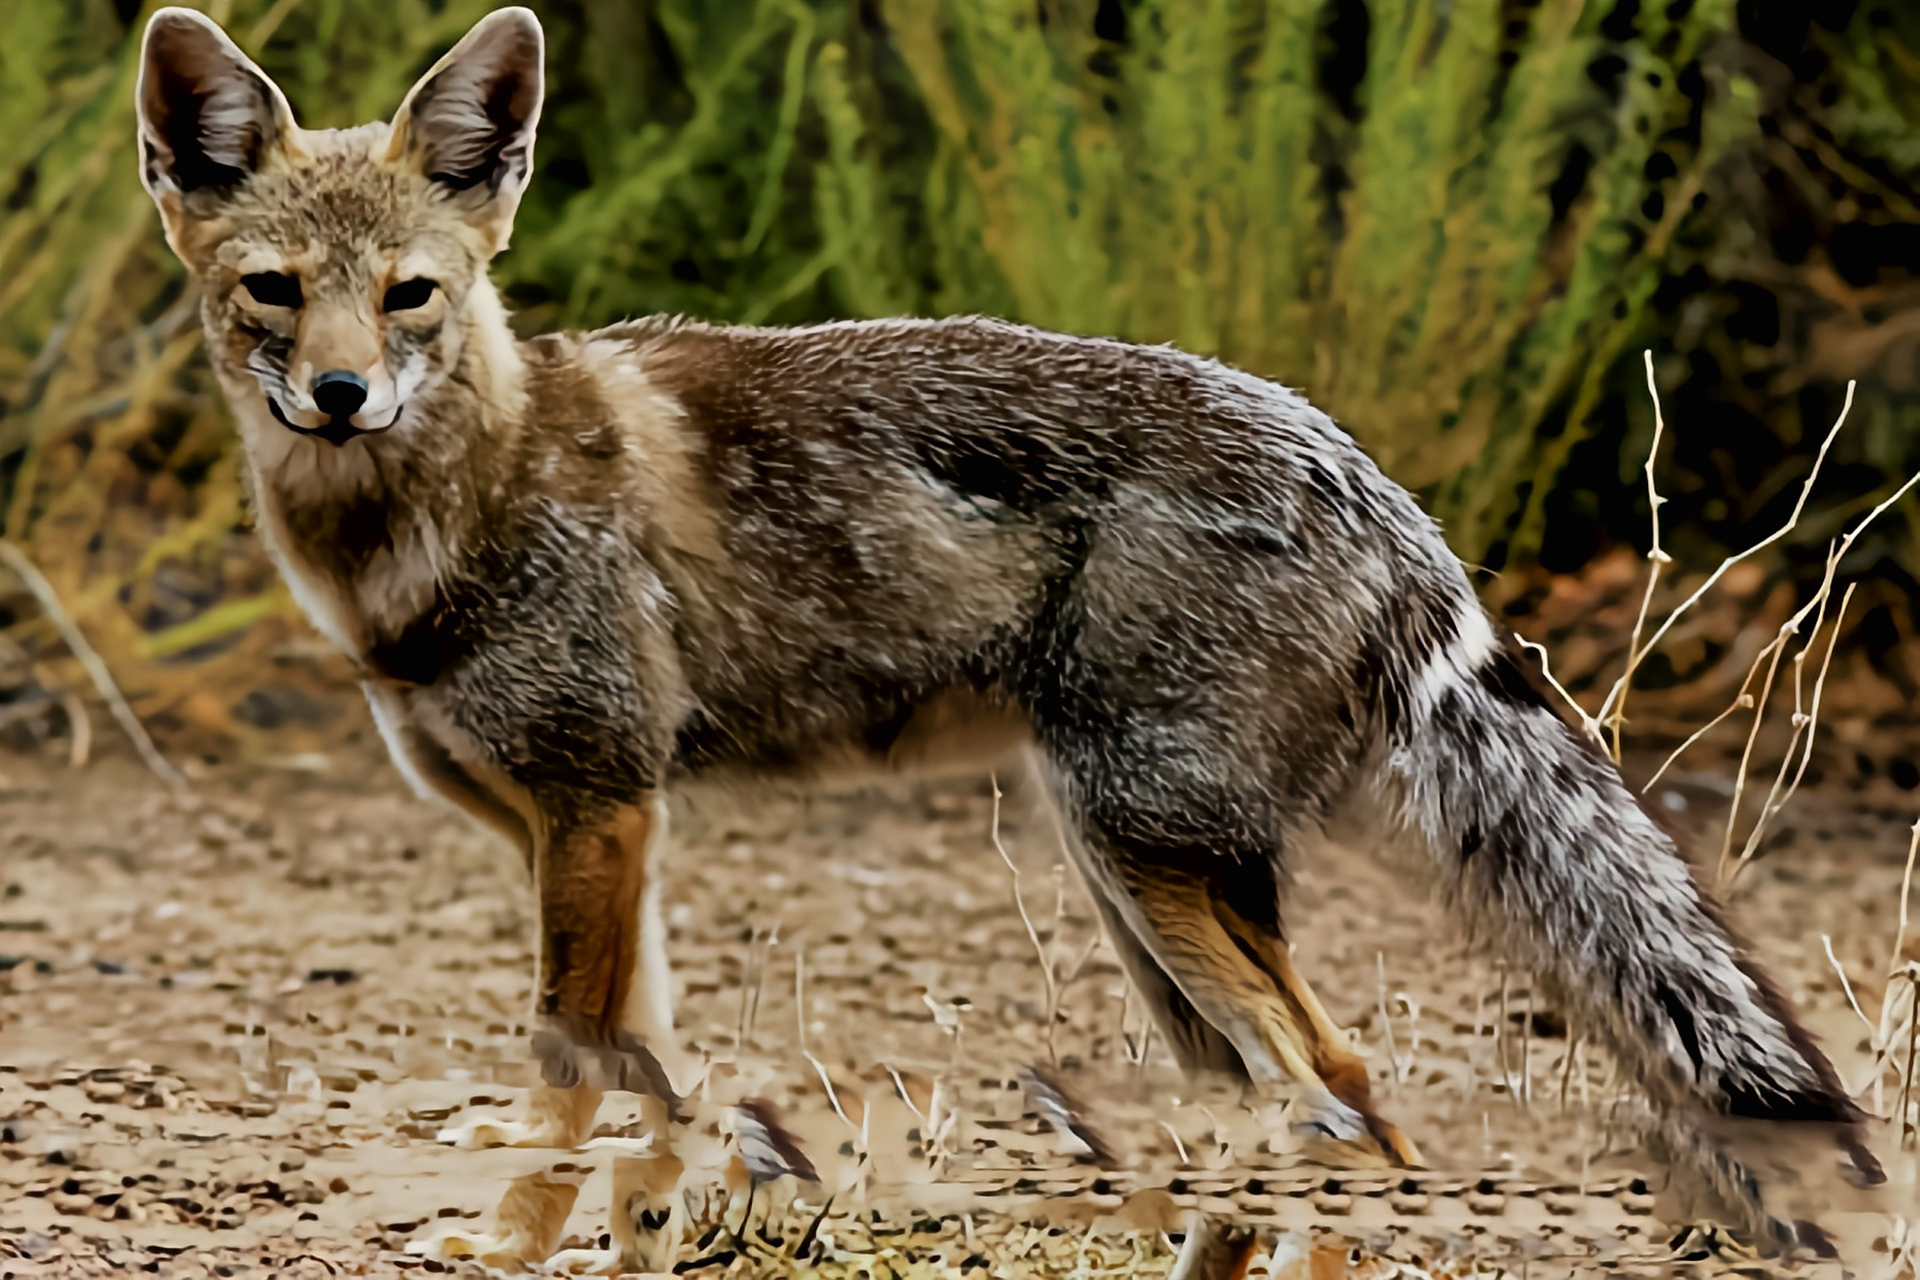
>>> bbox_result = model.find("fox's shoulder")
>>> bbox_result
[579,312,1267,427]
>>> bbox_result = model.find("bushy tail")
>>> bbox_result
[1371,610,1884,1254]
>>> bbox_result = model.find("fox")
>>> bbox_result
[133,4,1885,1270]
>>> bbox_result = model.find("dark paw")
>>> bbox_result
[531,1023,584,1088]
[611,1031,690,1121]
[531,1017,687,1120]
[1792,1219,1837,1261]
[1287,1086,1369,1144]
[1839,1132,1886,1188]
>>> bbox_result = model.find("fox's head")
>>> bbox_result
[135,7,542,448]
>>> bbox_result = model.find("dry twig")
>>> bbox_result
[1728,581,1857,877]
[989,771,1062,1066]
[1604,351,1676,761]
[1593,378,1855,733]
[1641,693,1753,793]
[0,540,189,794]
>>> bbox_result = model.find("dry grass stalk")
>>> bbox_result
[1374,952,1420,1089]
[1520,986,1534,1107]
[1558,1033,1584,1110]
[736,924,779,1051]
[795,949,855,1134]
[1827,820,1920,1151]
[1641,692,1753,793]
[59,689,89,769]
[1891,822,1920,1148]
[988,771,1062,1067]
[918,994,965,1169]
[0,539,189,793]
[1157,1121,1190,1167]
[1823,933,1877,1036]
[1726,580,1858,879]
[1898,969,1918,1151]
[1603,351,1676,763]
[1376,952,1402,1090]
[1590,375,1854,735]
[1495,965,1522,1104]
[1898,818,1919,970]
[1716,625,1797,883]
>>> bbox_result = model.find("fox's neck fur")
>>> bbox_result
[226,279,536,661]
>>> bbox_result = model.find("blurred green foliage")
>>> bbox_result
[0,0,1916,738]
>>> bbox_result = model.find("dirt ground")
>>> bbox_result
[2,735,1918,1279]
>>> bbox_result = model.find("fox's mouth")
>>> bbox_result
[267,397,396,448]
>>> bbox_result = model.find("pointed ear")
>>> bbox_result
[136,7,300,240]
[387,7,544,249]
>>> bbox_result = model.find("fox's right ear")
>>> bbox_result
[135,8,300,257]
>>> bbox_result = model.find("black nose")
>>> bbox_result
[311,370,368,421]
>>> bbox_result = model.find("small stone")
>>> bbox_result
[1308,1189,1352,1215]
[1389,1190,1431,1215]
[1466,1190,1506,1215]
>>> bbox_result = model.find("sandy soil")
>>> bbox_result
[2,740,1917,1278]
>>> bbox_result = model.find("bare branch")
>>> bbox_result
[1733,581,1856,875]
[1642,693,1753,793]
[1820,933,1876,1035]
[1596,381,1856,729]
[989,772,1061,1066]
[0,540,189,794]
[1897,819,1919,984]
[1516,638,1604,743]
[1606,351,1676,761]
[1717,632,1792,885]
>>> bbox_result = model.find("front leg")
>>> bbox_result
[533,794,685,1108]
[418,792,685,1273]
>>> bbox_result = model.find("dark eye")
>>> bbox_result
[241,271,302,308]
[383,278,438,312]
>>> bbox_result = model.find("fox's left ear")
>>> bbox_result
[388,6,544,253]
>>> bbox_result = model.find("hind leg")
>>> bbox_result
[1210,891,1423,1166]
[1114,863,1419,1166]
[1039,729,1419,1167]
[1077,860,1242,1075]
[1066,823,1418,1280]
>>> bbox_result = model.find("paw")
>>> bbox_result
[1285,1087,1418,1169]
[545,1245,627,1275]
[436,1114,564,1149]
[405,1226,522,1270]
[1285,1086,1368,1145]
[532,1018,688,1119]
